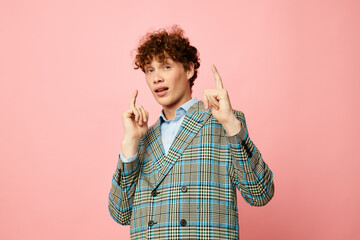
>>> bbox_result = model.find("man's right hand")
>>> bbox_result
[121,90,149,158]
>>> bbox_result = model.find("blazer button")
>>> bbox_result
[180,219,187,226]
[151,190,158,197]
[148,220,155,227]
[181,186,188,193]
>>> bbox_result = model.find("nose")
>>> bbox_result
[153,71,164,84]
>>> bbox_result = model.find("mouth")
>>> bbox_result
[155,87,169,93]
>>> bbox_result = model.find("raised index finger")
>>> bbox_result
[211,64,223,89]
[129,89,138,108]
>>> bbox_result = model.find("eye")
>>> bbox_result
[146,69,154,73]
[164,66,171,70]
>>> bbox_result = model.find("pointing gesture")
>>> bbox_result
[121,90,149,157]
[204,65,241,136]
[203,64,231,114]
[128,90,146,125]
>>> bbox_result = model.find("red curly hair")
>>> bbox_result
[134,25,200,89]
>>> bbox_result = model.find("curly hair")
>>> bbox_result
[133,25,200,89]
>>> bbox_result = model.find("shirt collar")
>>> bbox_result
[159,98,198,123]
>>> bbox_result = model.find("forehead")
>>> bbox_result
[144,57,176,69]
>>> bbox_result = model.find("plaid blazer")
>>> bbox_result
[109,101,274,239]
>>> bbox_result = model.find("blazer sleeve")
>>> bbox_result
[226,110,275,207]
[108,148,142,225]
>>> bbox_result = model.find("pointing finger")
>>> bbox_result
[211,64,223,89]
[130,90,138,108]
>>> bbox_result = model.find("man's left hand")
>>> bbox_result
[203,65,242,136]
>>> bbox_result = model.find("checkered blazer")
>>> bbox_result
[109,101,274,239]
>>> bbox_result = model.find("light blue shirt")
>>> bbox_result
[120,98,198,163]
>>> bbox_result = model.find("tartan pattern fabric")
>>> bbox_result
[109,101,274,239]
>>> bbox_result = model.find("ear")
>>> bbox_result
[186,62,195,80]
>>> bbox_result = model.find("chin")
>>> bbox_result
[157,100,172,108]
[153,96,169,106]
[157,99,178,109]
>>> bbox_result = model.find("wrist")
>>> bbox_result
[121,138,140,158]
[222,114,241,136]
[122,135,141,144]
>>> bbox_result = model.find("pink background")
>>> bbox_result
[1,0,359,239]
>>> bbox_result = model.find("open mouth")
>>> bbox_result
[155,87,169,92]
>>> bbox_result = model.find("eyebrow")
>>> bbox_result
[144,62,154,69]
[144,59,172,69]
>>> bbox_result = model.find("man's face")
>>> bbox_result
[144,57,193,112]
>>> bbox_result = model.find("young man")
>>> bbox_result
[108,25,274,239]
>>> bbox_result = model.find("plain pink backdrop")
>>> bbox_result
[1,0,359,239]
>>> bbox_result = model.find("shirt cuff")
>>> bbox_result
[120,152,138,163]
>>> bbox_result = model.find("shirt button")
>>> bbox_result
[181,186,188,193]
[151,190,158,197]
[180,219,187,226]
[148,220,155,227]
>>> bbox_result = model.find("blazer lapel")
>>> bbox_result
[154,101,211,187]
[145,120,165,173]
